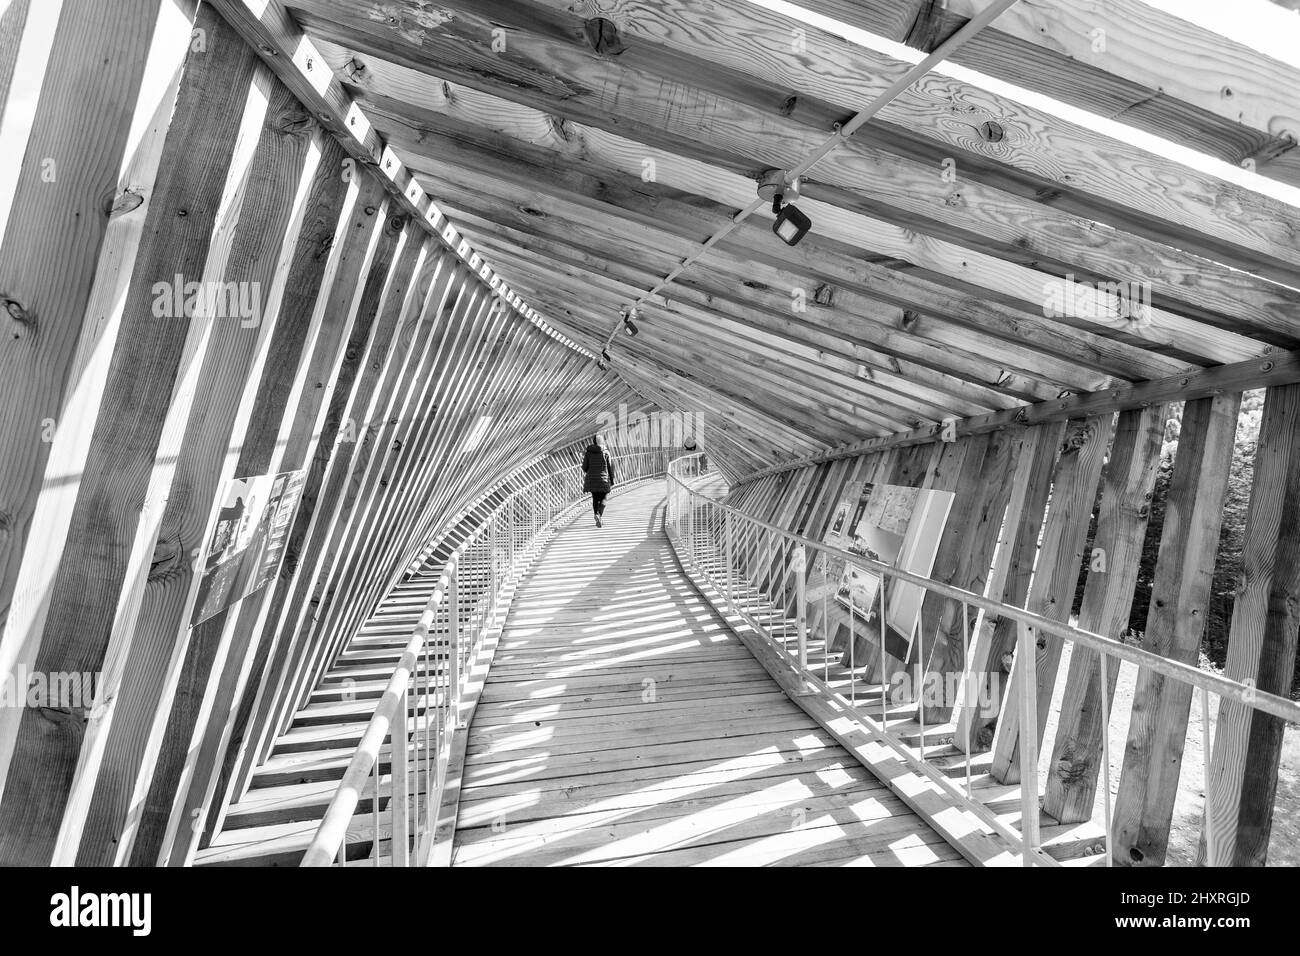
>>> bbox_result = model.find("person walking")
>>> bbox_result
[582,435,615,527]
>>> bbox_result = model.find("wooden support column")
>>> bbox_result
[0,0,159,637]
[991,413,1115,783]
[139,226,437,868]
[1044,404,1168,823]
[0,3,261,864]
[0,0,193,803]
[920,426,1018,724]
[0,0,33,124]
[57,72,320,867]
[1112,393,1241,866]
[237,196,419,771]
[198,172,390,837]
[961,420,1063,752]
[1204,383,1300,865]
[153,139,372,867]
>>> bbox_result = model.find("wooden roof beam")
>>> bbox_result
[455,214,1059,407]
[291,0,1300,288]
[796,0,1300,188]
[378,97,1271,365]
[206,0,587,356]
[461,233,988,425]
[406,154,1192,385]
[343,61,1300,348]
[735,348,1300,484]
[491,272,896,442]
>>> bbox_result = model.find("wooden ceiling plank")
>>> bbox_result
[291,0,1300,288]
[507,286,896,442]
[456,217,1062,407]
[735,348,1300,484]
[337,52,1300,347]
[410,156,1193,385]
[618,366,792,475]
[466,238,988,425]
[798,0,1300,187]
[382,99,1268,365]
[619,354,832,465]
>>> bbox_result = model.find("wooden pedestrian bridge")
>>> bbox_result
[2,0,1299,869]
[186,453,1296,868]
[199,474,990,867]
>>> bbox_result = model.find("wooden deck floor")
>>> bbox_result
[450,484,965,866]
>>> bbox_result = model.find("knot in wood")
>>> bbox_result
[110,187,145,218]
[4,297,33,339]
[582,17,625,56]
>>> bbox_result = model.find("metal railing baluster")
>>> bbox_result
[658,453,1300,871]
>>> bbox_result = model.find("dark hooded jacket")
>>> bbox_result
[582,443,614,494]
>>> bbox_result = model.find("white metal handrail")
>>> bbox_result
[300,450,665,866]
[665,453,1300,867]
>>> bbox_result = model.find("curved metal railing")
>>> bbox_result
[665,453,1300,867]
[300,450,666,866]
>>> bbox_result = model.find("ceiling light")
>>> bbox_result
[772,195,811,246]
[760,169,811,246]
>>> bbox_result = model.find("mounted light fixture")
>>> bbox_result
[621,307,639,337]
[759,169,811,246]
[772,201,811,246]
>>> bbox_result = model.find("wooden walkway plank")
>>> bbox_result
[451,484,969,867]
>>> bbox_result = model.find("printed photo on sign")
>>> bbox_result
[829,482,954,661]
[191,470,306,626]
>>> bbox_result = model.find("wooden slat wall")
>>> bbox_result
[0,2,641,867]
[1204,385,1300,865]
[1111,395,1240,866]
[724,381,1295,865]
[2,0,1298,869]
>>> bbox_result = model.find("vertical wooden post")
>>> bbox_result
[391,685,409,866]
[1111,393,1241,866]
[66,72,320,868]
[1204,383,1300,865]
[921,427,1017,724]
[1044,404,1168,823]
[794,543,807,668]
[0,0,161,639]
[991,414,1114,784]
[1016,619,1041,862]
[959,421,1061,753]
[199,170,390,838]
[0,4,261,864]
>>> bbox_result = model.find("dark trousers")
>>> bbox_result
[591,491,607,516]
